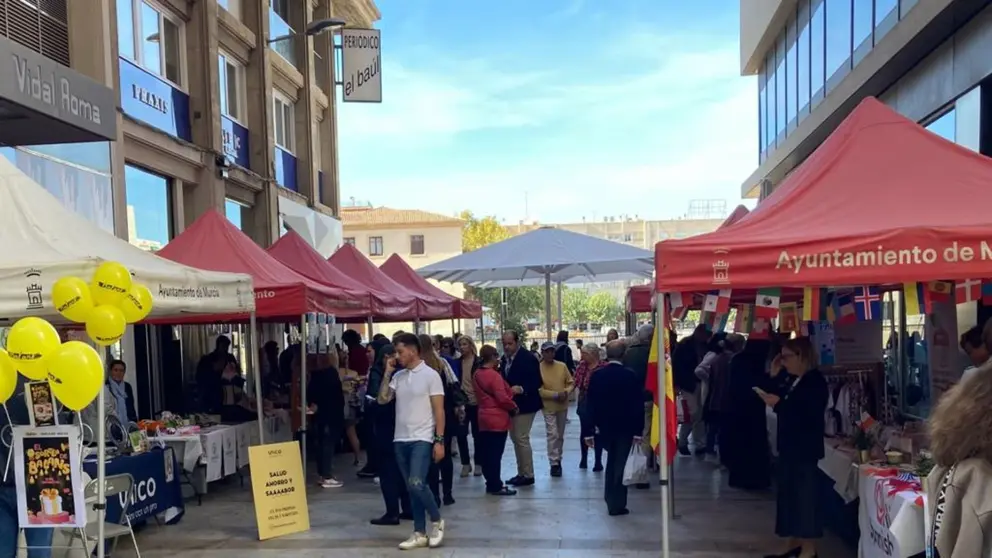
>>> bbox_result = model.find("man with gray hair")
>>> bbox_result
[584,340,644,516]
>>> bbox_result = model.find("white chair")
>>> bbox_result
[63,473,141,558]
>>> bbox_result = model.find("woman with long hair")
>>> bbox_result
[757,337,828,558]
[926,342,992,556]
[418,333,466,506]
[335,345,365,467]
[473,344,518,496]
[455,336,482,477]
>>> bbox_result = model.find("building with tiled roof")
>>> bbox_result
[340,206,464,229]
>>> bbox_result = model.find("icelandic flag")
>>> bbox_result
[853,286,881,321]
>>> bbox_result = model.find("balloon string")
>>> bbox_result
[2,403,12,485]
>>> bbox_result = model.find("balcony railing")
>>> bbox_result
[268,8,297,67]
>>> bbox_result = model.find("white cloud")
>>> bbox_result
[337,28,759,221]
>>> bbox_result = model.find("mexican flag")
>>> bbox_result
[646,322,678,464]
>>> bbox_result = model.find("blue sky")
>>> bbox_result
[336,0,757,223]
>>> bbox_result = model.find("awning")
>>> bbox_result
[380,254,482,319]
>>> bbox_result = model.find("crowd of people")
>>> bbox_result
[266,326,653,550]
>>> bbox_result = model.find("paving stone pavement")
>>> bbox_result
[96,406,855,557]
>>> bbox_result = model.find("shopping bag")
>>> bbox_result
[622,444,649,486]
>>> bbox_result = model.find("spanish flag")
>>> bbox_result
[646,321,678,464]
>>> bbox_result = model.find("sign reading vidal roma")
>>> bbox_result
[340,28,382,103]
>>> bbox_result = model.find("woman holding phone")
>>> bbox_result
[755,337,828,558]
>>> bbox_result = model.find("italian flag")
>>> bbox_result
[646,314,678,464]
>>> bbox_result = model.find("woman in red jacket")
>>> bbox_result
[474,344,518,496]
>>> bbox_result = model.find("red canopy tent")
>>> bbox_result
[267,232,418,321]
[720,204,751,229]
[157,209,363,321]
[380,254,483,319]
[329,243,451,320]
[656,96,992,292]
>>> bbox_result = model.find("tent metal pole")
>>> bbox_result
[500,288,508,332]
[300,314,308,477]
[96,366,107,558]
[367,316,374,340]
[250,312,265,444]
[544,272,553,342]
[656,296,671,558]
[556,280,563,330]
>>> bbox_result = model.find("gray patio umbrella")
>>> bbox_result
[416,227,653,340]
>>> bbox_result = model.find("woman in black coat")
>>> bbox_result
[756,337,828,558]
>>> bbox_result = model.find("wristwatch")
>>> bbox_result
[433,434,444,444]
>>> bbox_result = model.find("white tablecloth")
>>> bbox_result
[858,466,926,558]
[150,414,292,476]
[818,440,859,503]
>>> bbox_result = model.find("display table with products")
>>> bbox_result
[81,447,185,525]
[857,465,926,558]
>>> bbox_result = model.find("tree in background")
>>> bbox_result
[586,291,623,325]
[561,288,590,326]
[460,210,543,338]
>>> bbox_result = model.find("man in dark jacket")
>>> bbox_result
[622,324,654,487]
[554,330,576,374]
[673,325,710,455]
[500,330,543,486]
[585,341,644,516]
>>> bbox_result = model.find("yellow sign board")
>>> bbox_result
[248,441,310,540]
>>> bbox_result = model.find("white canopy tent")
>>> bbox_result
[0,156,255,322]
[0,156,257,558]
[417,227,653,340]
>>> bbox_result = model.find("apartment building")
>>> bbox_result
[0,0,379,254]
[741,0,992,199]
[340,206,472,337]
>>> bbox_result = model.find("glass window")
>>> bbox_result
[925,109,956,142]
[343,237,356,246]
[786,14,798,127]
[825,0,852,80]
[765,51,776,148]
[117,0,135,59]
[369,236,383,257]
[218,52,244,122]
[876,0,897,23]
[273,93,294,152]
[900,0,917,19]
[811,0,825,99]
[775,33,786,137]
[118,0,184,87]
[272,0,290,20]
[798,0,811,114]
[218,0,240,19]
[125,165,172,251]
[758,65,767,153]
[410,235,425,256]
[853,0,873,51]
[225,199,245,230]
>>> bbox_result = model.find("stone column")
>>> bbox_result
[245,0,280,245]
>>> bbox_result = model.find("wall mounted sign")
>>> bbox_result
[118,58,191,141]
[221,115,250,169]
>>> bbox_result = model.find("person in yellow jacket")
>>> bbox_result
[538,341,575,477]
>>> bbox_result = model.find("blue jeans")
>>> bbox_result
[394,441,441,533]
[0,485,53,558]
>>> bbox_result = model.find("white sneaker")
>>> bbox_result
[398,532,428,550]
[428,519,445,548]
[320,478,343,488]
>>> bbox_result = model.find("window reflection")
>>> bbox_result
[125,165,172,251]
[775,33,786,136]
[825,0,851,82]
[853,0,873,52]
[786,14,798,127]
[140,2,161,76]
[759,67,767,152]
[810,0,825,99]
[766,51,776,148]
[225,199,245,230]
[797,0,810,115]
[117,0,134,59]
[925,109,956,142]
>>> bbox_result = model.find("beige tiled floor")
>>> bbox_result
[110,408,855,557]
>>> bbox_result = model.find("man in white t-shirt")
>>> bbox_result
[378,333,447,550]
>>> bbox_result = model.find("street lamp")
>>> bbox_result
[268,17,346,44]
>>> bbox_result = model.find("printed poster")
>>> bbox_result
[13,425,86,528]
[248,441,309,540]
[833,320,883,365]
[927,299,959,402]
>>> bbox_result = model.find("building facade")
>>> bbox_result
[741,0,992,198]
[1,0,378,250]
[340,206,472,337]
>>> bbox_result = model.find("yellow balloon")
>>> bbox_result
[119,283,154,323]
[47,341,103,411]
[6,317,61,380]
[0,350,17,403]
[85,305,126,347]
[90,262,132,306]
[51,276,94,323]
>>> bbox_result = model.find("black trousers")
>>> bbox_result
[358,409,378,472]
[377,439,410,517]
[314,420,341,479]
[603,436,633,514]
[428,431,455,503]
[457,405,480,466]
[477,430,508,493]
[578,407,603,466]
